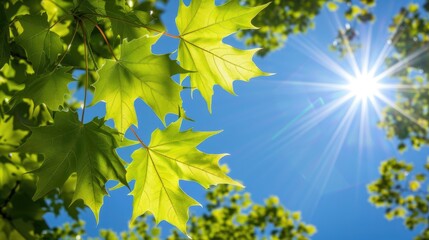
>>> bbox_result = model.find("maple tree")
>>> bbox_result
[0,0,273,238]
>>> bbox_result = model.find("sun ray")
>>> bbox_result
[361,24,373,75]
[292,38,355,82]
[331,12,362,78]
[300,98,360,213]
[378,83,428,91]
[368,7,407,77]
[373,45,429,82]
[339,26,362,78]
[279,80,348,91]
[277,94,354,144]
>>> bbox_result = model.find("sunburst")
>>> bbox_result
[269,13,429,213]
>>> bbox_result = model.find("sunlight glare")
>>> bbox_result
[347,72,379,99]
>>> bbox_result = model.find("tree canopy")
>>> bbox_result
[0,0,270,238]
[367,1,429,239]
[2,0,429,239]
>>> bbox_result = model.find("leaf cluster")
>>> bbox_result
[367,1,429,239]
[368,158,429,239]
[234,0,376,56]
[0,0,270,238]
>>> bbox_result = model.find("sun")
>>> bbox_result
[347,72,380,100]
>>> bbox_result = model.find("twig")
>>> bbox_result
[78,19,89,123]
[130,127,148,149]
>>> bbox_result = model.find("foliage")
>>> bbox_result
[126,120,240,234]
[328,0,375,56]
[52,183,316,240]
[367,1,429,239]
[368,158,429,240]
[378,1,429,151]
[235,0,376,56]
[0,0,270,238]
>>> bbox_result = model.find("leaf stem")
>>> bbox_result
[78,19,89,124]
[55,20,80,68]
[87,39,99,70]
[85,13,181,39]
[49,15,69,29]
[82,16,119,61]
[130,127,148,149]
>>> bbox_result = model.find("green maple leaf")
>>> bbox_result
[92,35,183,134]
[16,13,63,73]
[19,111,134,221]
[176,0,270,111]
[12,67,73,111]
[127,120,242,234]
[0,116,28,154]
[106,0,151,40]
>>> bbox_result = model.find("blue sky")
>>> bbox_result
[47,0,429,239]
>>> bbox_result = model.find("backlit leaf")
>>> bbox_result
[106,0,151,40]
[0,116,28,154]
[127,120,242,234]
[92,35,183,134]
[176,0,269,111]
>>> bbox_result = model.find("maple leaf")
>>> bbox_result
[106,0,151,40]
[12,67,73,111]
[176,0,270,111]
[16,13,63,73]
[127,120,242,235]
[19,111,135,221]
[0,116,28,154]
[92,34,183,134]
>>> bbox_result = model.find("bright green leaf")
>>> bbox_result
[16,13,63,73]
[19,111,134,221]
[106,0,151,41]
[0,116,28,154]
[12,67,73,111]
[92,35,183,134]
[176,0,270,111]
[127,120,242,234]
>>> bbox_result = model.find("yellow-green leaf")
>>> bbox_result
[0,116,28,154]
[127,120,242,235]
[92,35,183,134]
[176,0,270,111]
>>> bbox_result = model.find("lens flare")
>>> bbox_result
[347,72,380,99]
